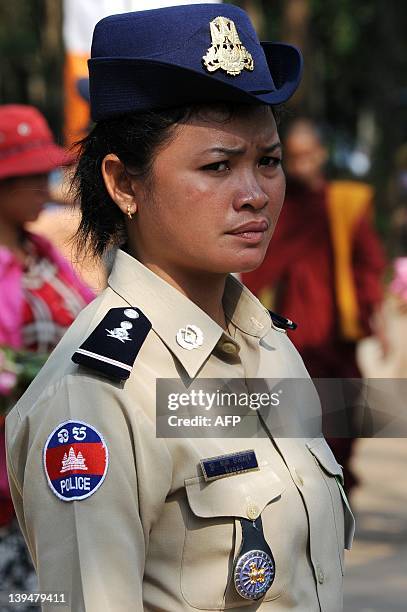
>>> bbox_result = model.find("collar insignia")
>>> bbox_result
[176,324,204,350]
[203,16,254,77]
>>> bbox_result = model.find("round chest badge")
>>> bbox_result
[43,420,108,502]
[234,549,275,600]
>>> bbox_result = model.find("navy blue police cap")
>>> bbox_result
[88,3,303,121]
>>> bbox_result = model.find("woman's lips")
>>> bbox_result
[227,220,269,243]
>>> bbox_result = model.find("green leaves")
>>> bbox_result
[0,347,48,415]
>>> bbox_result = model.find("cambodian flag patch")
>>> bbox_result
[43,420,108,502]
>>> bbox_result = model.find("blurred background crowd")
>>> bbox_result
[0,1,406,611]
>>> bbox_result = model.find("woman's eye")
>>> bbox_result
[259,156,282,168]
[202,161,230,172]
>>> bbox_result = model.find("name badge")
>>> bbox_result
[200,449,258,482]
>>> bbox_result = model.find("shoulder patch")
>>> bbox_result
[268,310,297,332]
[43,420,108,502]
[72,307,152,380]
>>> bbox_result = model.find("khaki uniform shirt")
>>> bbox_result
[6,250,355,612]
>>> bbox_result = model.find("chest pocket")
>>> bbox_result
[181,464,285,610]
[306,438,356,572]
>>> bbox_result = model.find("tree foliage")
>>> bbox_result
[0,0,64,140]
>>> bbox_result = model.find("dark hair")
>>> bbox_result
[72,103,281,259]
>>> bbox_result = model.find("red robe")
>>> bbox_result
[242,180,386,378]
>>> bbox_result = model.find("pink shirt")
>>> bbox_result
[0,232,94,348]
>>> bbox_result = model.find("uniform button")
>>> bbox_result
[124,308,139,319]
[247,503,260,520]
[221,341,238,355]
[316,563,325,584]
[294,468,304,487]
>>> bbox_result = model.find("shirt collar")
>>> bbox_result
[223,273,272,337]
[108,250,271,378]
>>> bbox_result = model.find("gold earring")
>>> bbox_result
[127,204,133,220]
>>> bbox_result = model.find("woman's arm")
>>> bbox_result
[6,375,170,611]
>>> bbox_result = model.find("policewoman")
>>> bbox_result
[6,4,354,611]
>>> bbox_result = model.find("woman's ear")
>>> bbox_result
[101,154,137,216]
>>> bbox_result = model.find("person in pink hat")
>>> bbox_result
[0,105,95,600]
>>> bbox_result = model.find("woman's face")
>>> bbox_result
[130,105,285,274]
[0,173,50,226]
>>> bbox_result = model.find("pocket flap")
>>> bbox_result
[306,437,344,482]
[185,464,284,519]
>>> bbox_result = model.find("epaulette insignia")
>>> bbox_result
[268,310,297,331]
[72,308,152,380]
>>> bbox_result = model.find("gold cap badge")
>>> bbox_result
[203,16,254,77]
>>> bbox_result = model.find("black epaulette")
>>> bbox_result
[72,307,152,380]
[268,310,297,331]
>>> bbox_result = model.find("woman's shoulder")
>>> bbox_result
[5,287,161,491]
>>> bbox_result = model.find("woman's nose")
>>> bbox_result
[232,176,269,211]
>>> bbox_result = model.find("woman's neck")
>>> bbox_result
[141,260,228,330]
